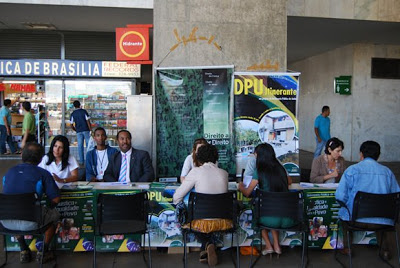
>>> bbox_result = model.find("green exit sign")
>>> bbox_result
[334,76,351,95]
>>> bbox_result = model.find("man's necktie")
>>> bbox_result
[118,154,127,182]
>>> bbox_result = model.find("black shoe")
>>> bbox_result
[207,244,218,266]
[36,251,55,264]
[20,249,31,263]
[199,250,208,263]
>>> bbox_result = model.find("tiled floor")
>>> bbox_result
[0,244,398,267]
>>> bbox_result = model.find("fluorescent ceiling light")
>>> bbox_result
[1,80,36,84]
[22,23,57,30]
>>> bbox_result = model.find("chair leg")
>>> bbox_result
[249,236,254,268]
[250,230,263,268]
[183,231,187,268]
[93,235,96,268]
[395,229,400,266]
[301,231,306,268]
[347,230,352,268]
[334,220,345,267]
[40,237,45,268]
[52,235,58,267]
[141,234,147,265]
[229,231,240,268]
[0,235,7,267]
[236,231,240,268]
[147,232,152,268]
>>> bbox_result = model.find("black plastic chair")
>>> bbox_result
[241,169,246,182]
[250,190,307,268]
[0,192,53,268]
[336,191,400,268]
[181,191,240,268]
[94,191,151,268]
[300,168,311,182]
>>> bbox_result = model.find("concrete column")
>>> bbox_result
[153,0,287,72]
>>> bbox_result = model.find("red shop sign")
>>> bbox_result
[116,25,152,63]
[0,83,36,92]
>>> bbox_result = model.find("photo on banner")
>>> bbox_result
[155,66,235,178]
[234,72,300,176]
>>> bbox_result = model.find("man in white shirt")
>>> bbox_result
[85,127,118,181]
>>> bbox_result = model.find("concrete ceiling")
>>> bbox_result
[288,16,400,63]
[0,3,153,32]
[1,3,400,64]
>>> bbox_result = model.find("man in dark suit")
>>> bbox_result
[103,130,154,182]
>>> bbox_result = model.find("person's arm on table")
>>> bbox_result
[53,168,78,183]
[180,155,192,183]
[243,157,256,177]
[51,196,61,205]
[310,157,337,183]
[86,151,96,182]
[287,175,293,185]
[335,171,350,204]
[173,174,196,204]
[53,156,79,183]
[43,171,61,205]
[238,179,258,197]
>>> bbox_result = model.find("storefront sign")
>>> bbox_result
[0,59,140,78]
[116,25,152,63]
[0,83,36,92]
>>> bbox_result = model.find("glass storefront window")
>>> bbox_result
[45,80,63,142]
[45,80,134,159]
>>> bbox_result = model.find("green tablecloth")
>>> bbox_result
[5,182,375,252]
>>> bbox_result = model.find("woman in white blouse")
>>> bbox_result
[39,135,79,188]
[180,138,208,183]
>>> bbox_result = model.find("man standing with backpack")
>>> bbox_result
[70,100,91,166]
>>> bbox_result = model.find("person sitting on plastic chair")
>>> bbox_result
[1,142,61,264]
[335,140,400,260]
[173,144,231,266]
[238,143,294,257]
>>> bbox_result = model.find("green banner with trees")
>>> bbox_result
[155,67,235,178]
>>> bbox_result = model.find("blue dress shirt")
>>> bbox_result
[335,157,400,225]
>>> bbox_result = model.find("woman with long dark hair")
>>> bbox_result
[38,135,79,188]
[238,143,293,256]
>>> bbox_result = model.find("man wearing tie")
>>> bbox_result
[103,130,154,182]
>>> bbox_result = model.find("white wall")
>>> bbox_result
[290,45,354,160]
[289,43,400,161]
[153,0,287,71]
[351,44,400,161]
